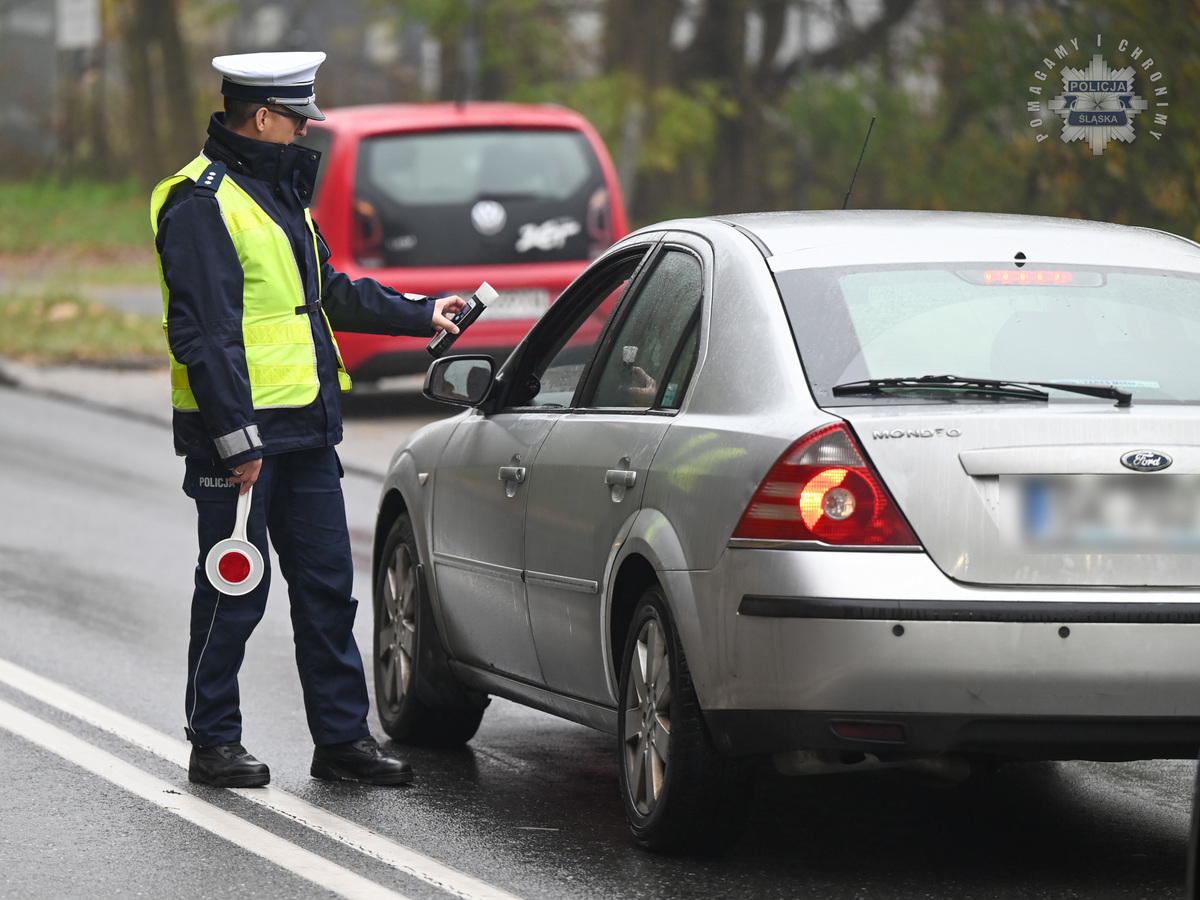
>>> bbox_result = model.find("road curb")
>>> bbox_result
[0,355,399,481]
[0,356,174,428]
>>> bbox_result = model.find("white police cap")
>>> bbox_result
[212,51,327,121]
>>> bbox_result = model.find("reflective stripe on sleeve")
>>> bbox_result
[214,424,263,460]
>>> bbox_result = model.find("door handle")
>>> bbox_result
[605,469,636,488]
[498,466,526,484]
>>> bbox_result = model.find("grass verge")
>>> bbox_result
[0,178,149,254]
[0,291,165,367]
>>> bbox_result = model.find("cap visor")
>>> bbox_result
[285,100,324,121]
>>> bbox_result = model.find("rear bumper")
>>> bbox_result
[705,709,1200,761]
[665,549,1200,760]
[737,594,1200,624]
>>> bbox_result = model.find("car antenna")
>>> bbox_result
[842,116,876,210]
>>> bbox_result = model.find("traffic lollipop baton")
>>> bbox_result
[204,484,264,595]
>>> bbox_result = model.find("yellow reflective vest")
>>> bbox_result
[151,154,352,412]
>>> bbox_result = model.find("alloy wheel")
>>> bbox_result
[623,614,673,816]
[378,542,417,710]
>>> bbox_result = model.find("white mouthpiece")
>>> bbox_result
[475,282,498,306]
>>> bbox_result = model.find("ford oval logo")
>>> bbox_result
[1120,449,1172,472]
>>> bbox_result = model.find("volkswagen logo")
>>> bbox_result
[471,200,507,236]
[1120,449,1172,472]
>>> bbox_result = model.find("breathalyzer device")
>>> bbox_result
[426,282,497,358]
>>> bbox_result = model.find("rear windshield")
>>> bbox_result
[353,128,612,267]
[778,263,1200,405]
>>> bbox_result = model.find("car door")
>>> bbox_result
[430,246,652,683]
[523,245,706,704]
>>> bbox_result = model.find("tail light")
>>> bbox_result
[586,187,612,258]
[732,424,918,546]
[353,198,385,267]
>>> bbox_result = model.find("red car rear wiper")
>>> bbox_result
[831,375,1132,406]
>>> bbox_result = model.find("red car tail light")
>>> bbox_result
[585,187,613,257]
[732,424,918,546]
[353,198,385,268]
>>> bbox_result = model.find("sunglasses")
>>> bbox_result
[265,107,308,127]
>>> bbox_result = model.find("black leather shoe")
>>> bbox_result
[311,736,414,785]
[188,742,270,788]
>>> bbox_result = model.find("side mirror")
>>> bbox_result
[423,355,495,407]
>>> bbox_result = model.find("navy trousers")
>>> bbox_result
[182,446,371,748]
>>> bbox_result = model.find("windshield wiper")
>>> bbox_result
[831,375,1132,406]
[476,192,540,202]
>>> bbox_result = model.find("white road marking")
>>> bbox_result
[0,657,524,900]
[0,698,408,900]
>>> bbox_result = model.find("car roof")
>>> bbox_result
[313,102,597,138]
[636,210,1200,272]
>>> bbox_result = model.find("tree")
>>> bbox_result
[598,0,923,218]
[368,0,1200,235]
[376,0,584,102]
[119,0,198,186]
[863,0,1200,238]
[371,1,928,220]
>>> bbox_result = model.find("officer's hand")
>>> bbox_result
[432,295,467,334]
[230,458,262,494]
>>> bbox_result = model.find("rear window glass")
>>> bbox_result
[353,128,612,268]
[779,264,1200,405]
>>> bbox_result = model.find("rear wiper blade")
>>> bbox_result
[831,375,1132,406]
[832,375,1049,401]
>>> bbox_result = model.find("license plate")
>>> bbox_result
[456,288,551,320]
[1001,474,1200,552]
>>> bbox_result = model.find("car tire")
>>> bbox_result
[617,585,754,854]
[374,513,486,747]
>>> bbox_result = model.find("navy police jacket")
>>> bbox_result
[154,113,438,467]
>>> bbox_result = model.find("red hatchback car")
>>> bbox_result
[303,103,629,381]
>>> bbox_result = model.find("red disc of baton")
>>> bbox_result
[204,485,264,595]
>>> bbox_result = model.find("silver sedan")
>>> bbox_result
[370,210,1200,852]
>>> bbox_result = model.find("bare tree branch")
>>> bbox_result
[789,0,919,73]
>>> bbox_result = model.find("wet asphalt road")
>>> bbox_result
[0,382,1193,899]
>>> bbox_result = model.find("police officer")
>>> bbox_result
[151,52,466,788]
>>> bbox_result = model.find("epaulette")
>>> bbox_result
[194,161,227,197]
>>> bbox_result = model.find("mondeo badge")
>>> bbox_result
[1120,449,1172,472]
